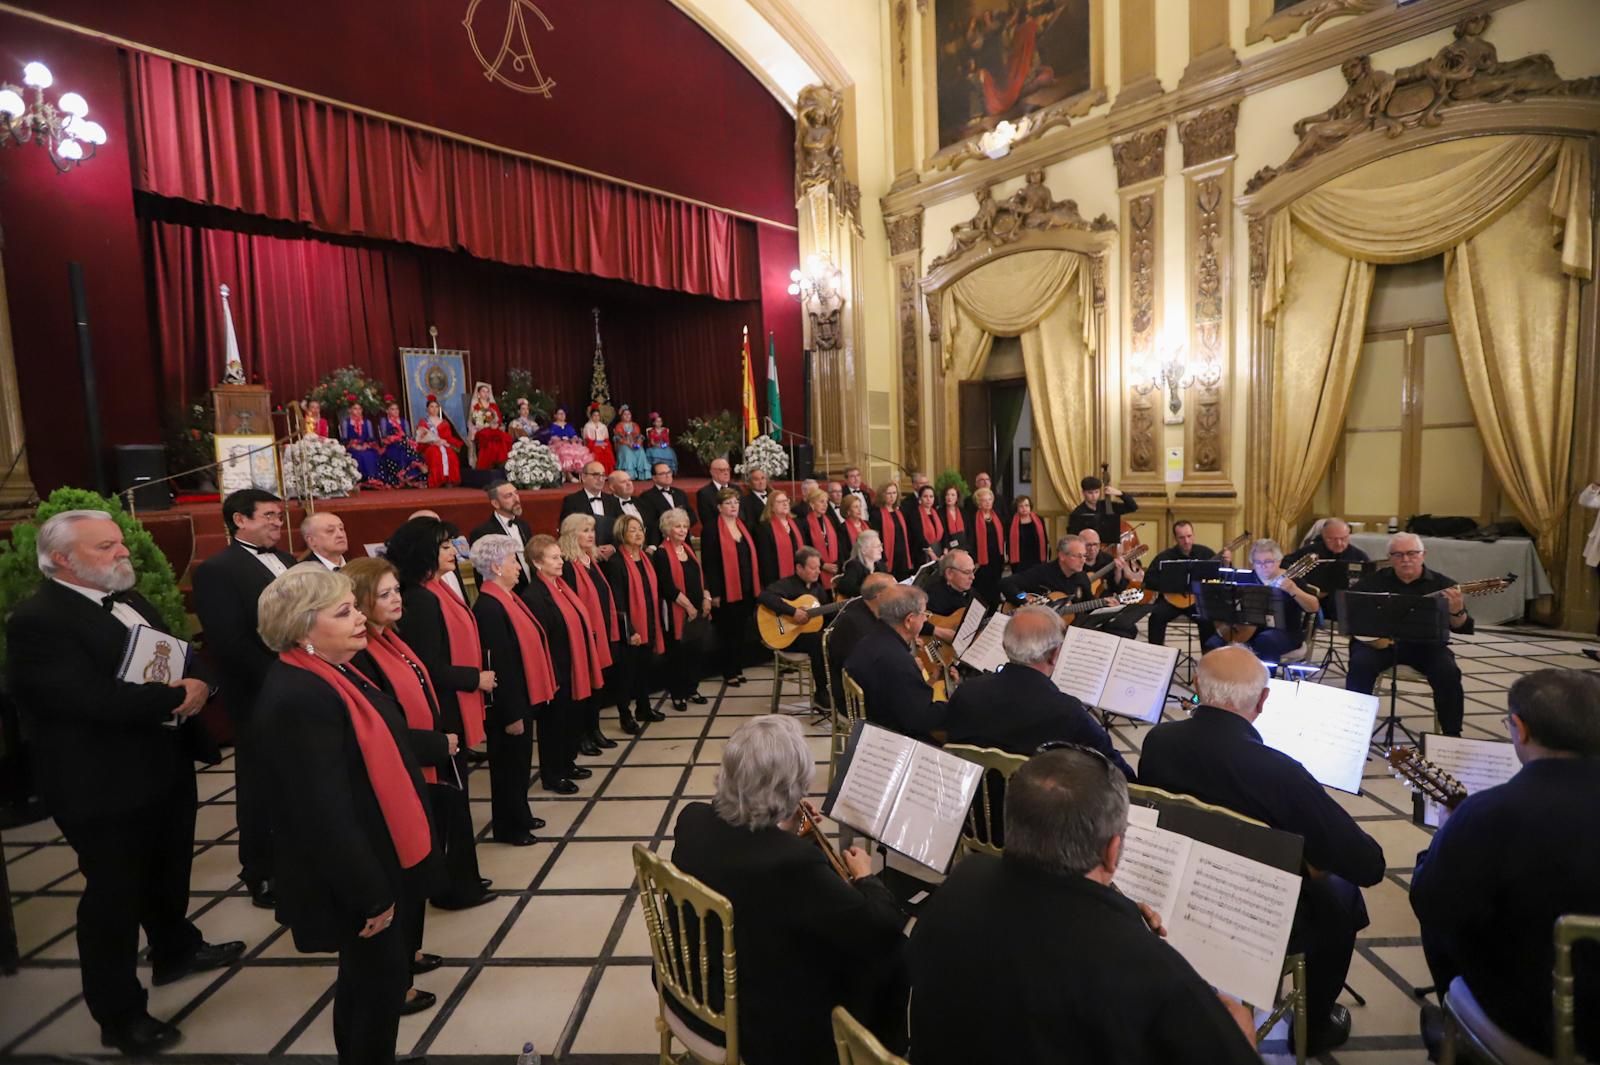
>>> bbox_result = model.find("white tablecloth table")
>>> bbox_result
[1347,533,1551,625]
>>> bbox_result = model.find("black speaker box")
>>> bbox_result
[114,444,172,511]
[790,442,814,481]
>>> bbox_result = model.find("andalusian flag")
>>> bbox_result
[765,332,782,441]
[740,327,760,443]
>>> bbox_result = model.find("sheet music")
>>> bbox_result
[1113,822,1192,922]
[1421,734,1521,827]
[829,726,914,839]
[952,605,987,658]
[1127,804,1159,829]
[1098,640,1180,724]
[1167,840,1301,1007]
[118,625,190,684]
[877,745,982,872]
[958,611,1010,673]
[1050,625,1119,704]
[1255,679,1380,794]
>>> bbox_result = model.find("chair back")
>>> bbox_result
[1555,913,1600,1064]
[1127,782,1271,828]
[839,670,866,731]
[832,1006,909,1065]
[632,844,739,1065]
[945,744,1028,857]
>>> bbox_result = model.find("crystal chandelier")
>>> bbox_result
[0,62,106,172]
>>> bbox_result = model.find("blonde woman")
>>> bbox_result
[557,513,626,740]
[605,514,666,726]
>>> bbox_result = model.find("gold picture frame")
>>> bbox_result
[214,434,283,496]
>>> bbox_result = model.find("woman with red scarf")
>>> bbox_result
[387,518,495,910]
[652,508,713,711]
[907,484,946,566]
[1008,495,1050,573]
[470,536,556,847]
[255,566,441,1064]
[523,535,608,794]
[703,487,759,686]
[970,487,1008,606]
[941,485,969,554]
[871,482,914,579]
[559,513,644,741]
[801,488,841,590]
[605,515,665,727]
[840,494,871,554]
[756,490,806,587]
[345,557,459,1019]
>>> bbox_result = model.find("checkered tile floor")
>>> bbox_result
[3,623,1594,1063]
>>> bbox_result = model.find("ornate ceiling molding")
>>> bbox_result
[1248,0,1387,46]
[925,170,1115,279]
[1112,126,1167,187]
[928,89,1107,173]
[1177,101,1240,169]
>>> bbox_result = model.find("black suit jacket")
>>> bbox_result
[909,855,1261,1065]
[739,489,770,531]
[670,801,906,1065]
[841,618,941,741]
[826,598,876,709]
[393,585,480,736]
[8,581,215,823]
[192,540,296,722]
[559,489,624,546]
[637,484,691,547]
[944,666,1134,778]
[695,481,735,532]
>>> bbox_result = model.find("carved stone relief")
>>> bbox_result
[1191,176,1225,472]
[1248,214,1268,288]
[1127,192,1157,473]
[898,264,922,467]
[1112,127,1166,187]
[885,208,924,257]
[1246,14,1600,192]
[929,169,1114,271]
[1250,0,1386,45]
[1177,101,1240,169]
[796,84,864,234]
[926,291,942,347]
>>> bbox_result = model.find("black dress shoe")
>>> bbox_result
[726,675,745,687]
[688,693,709,704]
[577,737,601,757]
[672,699,688,712]
[432,892,494,911]
[246,879,276,909]
[479,877,493,891]
[1584,647,1600,663]
[643,706,667,722]
[592,730,618,749]
[411,953,444,975]
[400,989,437,1015]
[529,816,547,830]
[617,716,642,735]
[1296,1005,1353,1057]
[493,830,538,846]
[544,779,580,795]
[568,766,593,780]
[152,939,246,986]
[101,1013,182,1055]
[465,748,489,766]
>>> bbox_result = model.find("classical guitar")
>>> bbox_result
[1354,574,1518,649]
[1027,587,1144,627]
[1155,530,1251,609]
[1386,747,1469,811]
[756,595,848,650]
[1089,542,1149,597]
[1212,553,1322,645]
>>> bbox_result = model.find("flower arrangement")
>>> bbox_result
[736,434,789,478]
[681,409,741,466]
[309,366,390,417]
[164,396,216,490]
[504,437,563,489]
[282,434,361,498]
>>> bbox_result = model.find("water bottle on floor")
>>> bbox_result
[516,1041,540,1065]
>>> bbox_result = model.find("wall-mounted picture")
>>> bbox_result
[1018,446,1033,486]
[934,0,1092,149]
[214,434,282,496]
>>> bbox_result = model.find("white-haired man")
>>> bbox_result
[299,511,349,570]
[8,511,243,1054]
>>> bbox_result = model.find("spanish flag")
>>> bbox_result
[741,326,760,443]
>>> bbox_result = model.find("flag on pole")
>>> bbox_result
[765,332,782,441]
[740,326,760,443]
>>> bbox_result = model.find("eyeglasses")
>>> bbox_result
[1389,550,1424,560]
[1033,740,1119,781]
[952,568,976,577]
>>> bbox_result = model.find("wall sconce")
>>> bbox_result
[0,61,106,172]
[787,254,845,312]
[1130,341,1220,424]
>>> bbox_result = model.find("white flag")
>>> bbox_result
[219,283,242,382]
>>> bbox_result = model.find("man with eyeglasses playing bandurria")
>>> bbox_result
[1343,531,1473,736]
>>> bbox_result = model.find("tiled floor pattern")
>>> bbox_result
[2,622,1594,1063]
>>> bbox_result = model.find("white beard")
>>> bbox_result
[81,557,136,593]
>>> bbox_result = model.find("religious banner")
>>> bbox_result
[400,347,472,434]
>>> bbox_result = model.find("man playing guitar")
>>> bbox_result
[1146,521,1235,647]
[755,547,837,711]
[1283,517,1369,623]
[999,534,1140,639]
[1207,539,1320,661]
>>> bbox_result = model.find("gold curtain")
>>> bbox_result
[940,250,1096,506]
[1256,135,1592,559]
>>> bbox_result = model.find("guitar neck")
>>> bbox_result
[1056,595,1115,615]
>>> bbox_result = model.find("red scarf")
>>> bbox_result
[974,509,1006,567]
[844,517,868,550]
[365,629,442,784]
[919,507,945,553]
[1010,513,1048,565]
[539,572,605,700]
[478,582,557,707]
[804,512,837,589]
[567,557,620,659]
[944,505,966,537]
[424,578,485,747]
[617,549,665,653]
[877,507,908,569]
[717,517,755,603]
[662,540,700,639]
[280,649,431,868]
[769,517,797,579]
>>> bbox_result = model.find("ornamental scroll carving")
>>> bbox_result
[1192,177,1225,472]
[1248,214,1268,288]
[898,264,922,466]
[1252,0,1385,45]
[1246,14,1600,192]
[929,170,1115,271]
[886,208,924,257]
[1178,102,1239,169]
[796,84,864,234]
[1113,127,1166,187]
[1128,193,1157,474]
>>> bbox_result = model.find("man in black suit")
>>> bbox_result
[637,461,690,548]
[943,606,1133,777]
[192,488,295,908]
[755,548,834,710]
[840,465,873,512]
[469,481,531,589]
[558,461,621,558]
[900,470,929,524]
[908,748,1261,1064]
[607,470,647,537]
[1138,646,1385,1056]
[298,512,348,570]
[826,571,897,711]
[825,480,848,538]
[740,466,772,529]
[9,510,244,1054]
[923,549,980,617]
[695,456,735,532]
[1410,669,1600,1059]
[841,585,942,742]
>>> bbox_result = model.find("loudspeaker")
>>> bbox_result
[791,443,814,481]
[114,445,172,511]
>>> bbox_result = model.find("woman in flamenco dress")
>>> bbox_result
[545,406,593,482]
[376,399,428,487]
[468,382,513,470]
[339,402,385,488]
[507,397,540,440]
[582,404,615,475]
[613,404,650,480]
[415,395,466,488]
[644,412,678,474]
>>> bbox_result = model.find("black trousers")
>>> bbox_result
[425,774,482,906]
[1146,597,1217,646]
[711,599,755,680]
[789,631,830,705]
[58,777,203,1027]
[1345,638,1466,735]
[537,691,581,783]
[614,641,658,719]
[333,902,412,1065]
[664,618,713,699]
[973,563,1003,609]
[231,715,274,888]
[485,717,535,838]
[1288,874,1369,1032]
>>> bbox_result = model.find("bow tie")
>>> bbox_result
[238,541,278,556]
[102,589,136,612]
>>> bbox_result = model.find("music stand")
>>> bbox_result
[1153,559,1222,689]
[1338,590,1450,748]
[1309,559,1369,675]
[1195,581,1288,635]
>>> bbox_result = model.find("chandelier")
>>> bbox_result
[1129,339,1221,423]
[0,62,106,172]
[786,254,845,311]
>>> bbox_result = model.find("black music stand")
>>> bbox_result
[1153,558,1222,688]
[1338,590,1450,749]
[1195,581,1289,637]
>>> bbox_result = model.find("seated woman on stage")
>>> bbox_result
[1205,538,1319,661]
[468,383,512,470]
[414,397,465,488]
[653,507,713,712]
[672,715,907,1065]
[302,399,329,438]
[756,489,806,587]
[871,482,914,580]
[801,488,840,591]
[612,404,650,480]
[644,412,677,474]
[582,405,615,474]
[376,401,427,487]
[837,528,889,600]
[544,407,591,482]
[840,493,870,553]
[507,397,540,440]
[340,403,384,487]
[1009,495,1050,572]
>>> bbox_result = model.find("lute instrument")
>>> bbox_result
[1155,530,1251,608]
[1211,553,1322,645]
[756,594,848,650]
[1386,747,1469,810]
[1026,587,1144,626]
[1354,574,1517,649]
[797,803,853,881]
[1089,540,1148,597]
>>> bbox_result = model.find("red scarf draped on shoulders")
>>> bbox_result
[878,507,907,567]
[539,573,605,700]
[1010,513,1048,565]
[844,517,867,550]
[804,512,837,589]
[365,628,442,784]
[424,578,486,746]
[717,517,755,603]
[280,648,431,867]
[974,510,1006,567]
[566,557,620,663]
[618,549,665,654]
[919,507,945,554]
[478,582,557,707]
[662,540,700,639]
[944,504,966,537]
[769,517,797,579]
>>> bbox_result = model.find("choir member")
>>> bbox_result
[964,471,1009,528]
[696,457,736,532]
[825,480,848,538]
[754,546,832,710]
[940,485,968,554]
[836,528,889,600]
[522,536,608,794]
[557,513,628,743]
[840,465,873,510]
[968,487,1007,606]
[702,487,759,686]
[740,466,772,530]
[801,488,841,591]
[653,507,713,712]
[841,586,941,742]
[907,484,945,566]
[559,462,622,558]
[469,481,531,592]
[871,482,914,580]
[756,489,806,587]
[605,514,666,730]
[840,493,870,554]
[1008,494,1050,572]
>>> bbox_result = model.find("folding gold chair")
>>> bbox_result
[831,1005,909,1065]
[943,744,1028,859]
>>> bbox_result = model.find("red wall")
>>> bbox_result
[0,1,801,493]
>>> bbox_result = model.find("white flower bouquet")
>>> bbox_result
[505,437,564,489]
[282,434,362,498]
[736,435,790,478]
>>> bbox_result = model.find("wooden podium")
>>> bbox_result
[211,385,273,437]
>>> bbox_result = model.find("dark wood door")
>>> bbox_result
[959,381,993,487]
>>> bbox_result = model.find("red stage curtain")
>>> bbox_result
[146,209,756,435]
[129,53,760,301]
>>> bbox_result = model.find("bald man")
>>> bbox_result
[299,513,348,570]
[1139,647,1384,1057]
[1283,518,1369,623]
[827,572,898,709]
[841,585,943,741]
